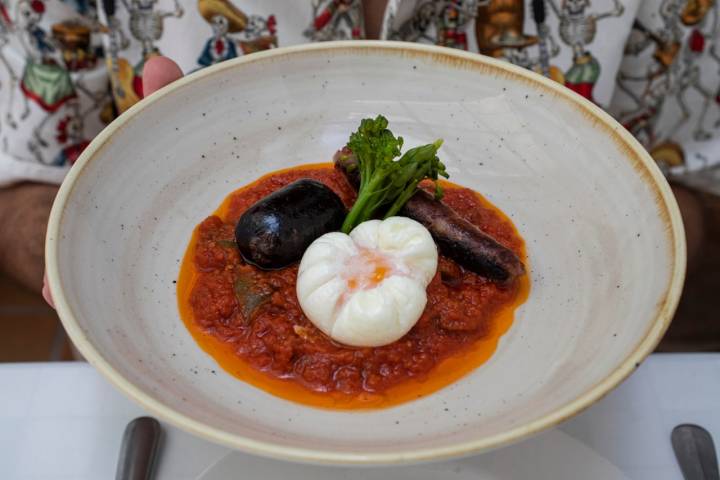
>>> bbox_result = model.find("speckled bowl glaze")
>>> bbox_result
[46,42,685,465]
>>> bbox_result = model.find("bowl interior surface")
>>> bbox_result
[47,42,684,464]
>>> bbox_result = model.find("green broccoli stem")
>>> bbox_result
[340,115,447,234]
[383,179,420,219]
[384,139,444,218]
[341,174,387,233]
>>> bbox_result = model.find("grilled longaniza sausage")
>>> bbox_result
[334,148,525,284]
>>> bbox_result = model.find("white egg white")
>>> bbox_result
[296,217,438,347]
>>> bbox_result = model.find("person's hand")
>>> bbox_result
[141,56,184,97]
[42,56,184,308]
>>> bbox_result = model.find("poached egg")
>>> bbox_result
[296,217,438,347]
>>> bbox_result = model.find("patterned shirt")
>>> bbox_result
[0,0,718,195]
[0,0,363,185]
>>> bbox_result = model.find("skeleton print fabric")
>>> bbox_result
[383,0,720,193]
[608,0,720,192]
[0,0,364,186]
[2,1,720,194]
[383,0,635,106]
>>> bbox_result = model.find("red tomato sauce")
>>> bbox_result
[177,164,529,409]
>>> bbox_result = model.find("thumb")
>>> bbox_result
[42,270,55,309]
[142,56,183,97]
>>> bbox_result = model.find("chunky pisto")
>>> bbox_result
[178,165,528,409]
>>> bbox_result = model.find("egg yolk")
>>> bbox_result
[345,248,394,291]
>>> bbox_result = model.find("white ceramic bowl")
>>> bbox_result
[46,42,685,465]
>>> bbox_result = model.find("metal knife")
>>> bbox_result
[673,424,720,480]
[116,417,163,480]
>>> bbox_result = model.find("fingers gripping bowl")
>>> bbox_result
[46,42,685,464]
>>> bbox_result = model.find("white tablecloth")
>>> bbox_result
[1,354,717,479]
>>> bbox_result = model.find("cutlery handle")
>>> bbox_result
[672,424,720,480]
[116,417,162,480]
